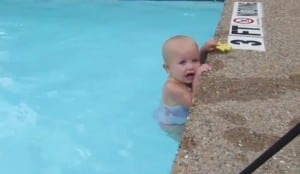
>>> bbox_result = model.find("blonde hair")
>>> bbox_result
[162,35,198,64]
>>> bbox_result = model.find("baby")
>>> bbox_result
[154,35,216,141]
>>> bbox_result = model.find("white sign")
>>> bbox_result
[228,35,265,51]
[230,24,264,37]
[233,2,263,17]
[228,2,265,51]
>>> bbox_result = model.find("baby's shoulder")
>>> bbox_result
[164,81,179,91]
[164,81,187,95]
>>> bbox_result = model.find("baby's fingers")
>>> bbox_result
[199,64,212,71]
[197,66,210,75]
[204,39,218,51]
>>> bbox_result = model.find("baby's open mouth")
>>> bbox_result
[185,72,195,81]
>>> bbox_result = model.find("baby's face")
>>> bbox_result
[165,44,200,84]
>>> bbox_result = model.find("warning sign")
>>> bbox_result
[233,18,254,24]
[231,16,261,26]
[228,2,265,51]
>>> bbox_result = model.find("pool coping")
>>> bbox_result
[171,0,300,173]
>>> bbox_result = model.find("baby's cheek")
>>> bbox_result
[194,62,201,67]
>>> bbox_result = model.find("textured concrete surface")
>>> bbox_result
[172,0,300,173]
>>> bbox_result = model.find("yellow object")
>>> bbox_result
[216,41,232,52]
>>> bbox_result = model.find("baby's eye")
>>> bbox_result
[192,58,200,63]
[179,60,186,65]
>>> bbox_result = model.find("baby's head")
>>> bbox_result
[162,35,200,84]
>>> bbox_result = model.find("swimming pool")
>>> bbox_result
[0,1,223,173]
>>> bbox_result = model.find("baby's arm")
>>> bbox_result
[164,64,212,107]
[199,39,217,64]
[164,82,193,107]
[192,64,212,96]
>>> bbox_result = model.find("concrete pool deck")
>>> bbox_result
[172,0,299,173]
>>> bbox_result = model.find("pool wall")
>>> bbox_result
[172,0,300,173]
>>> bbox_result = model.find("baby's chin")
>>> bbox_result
[183,80,193,85]
[184,81,193,88]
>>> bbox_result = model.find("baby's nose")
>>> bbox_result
[187,62,195,69]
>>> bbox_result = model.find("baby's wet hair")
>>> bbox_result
[162,35,198,64]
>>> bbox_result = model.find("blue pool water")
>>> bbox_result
[0,1,223,174]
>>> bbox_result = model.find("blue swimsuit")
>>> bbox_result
[154,104,189,125]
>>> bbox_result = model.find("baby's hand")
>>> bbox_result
[202,39,217,52]
[197,63,212,75]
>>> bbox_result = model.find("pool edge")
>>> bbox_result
[172,0,300,173]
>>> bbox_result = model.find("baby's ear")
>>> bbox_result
[163,64,167,70]
[163,63,170,71]
[163,64,170,73]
